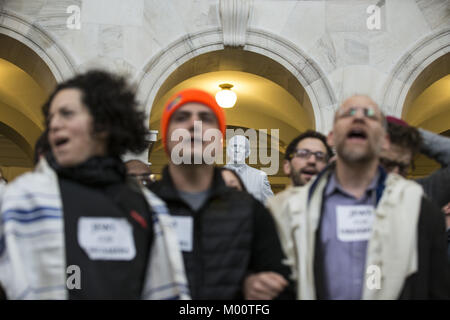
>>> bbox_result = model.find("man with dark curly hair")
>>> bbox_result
[282,130,333,187]
[381,116,450,261]
[381,116,450,212]
[0,70,188,300]
[379,117,422,177]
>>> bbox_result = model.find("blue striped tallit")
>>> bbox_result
[0,159,190,300]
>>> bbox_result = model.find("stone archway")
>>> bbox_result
[381,27,450,117]
[381,27,450,179]
[0,10,77,82]
[135,28,337,133]
[0,10,76,180]
[135,27,337,190]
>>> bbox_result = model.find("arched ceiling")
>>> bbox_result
[0,58,47,127]
[0,133,31,167]
[402,52,450,121]
[150,70,312,145]
[0,101,42,162]
[152,49,315,127]
[0,58,47,163]
[0,33,56,95]
[404,74,450,133]
[0,35,52,174]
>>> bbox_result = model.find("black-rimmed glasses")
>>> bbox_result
[291,148,327,163]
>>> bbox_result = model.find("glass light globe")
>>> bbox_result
[215,86,237,108]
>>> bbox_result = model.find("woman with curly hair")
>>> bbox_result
[0,70,189,300]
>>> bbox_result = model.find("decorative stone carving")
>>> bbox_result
[219,0,251,47]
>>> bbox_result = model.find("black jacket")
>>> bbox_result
[417,166,450,209]
[150,166,293,300]
[396,197,450,299]
[54,155,154,299]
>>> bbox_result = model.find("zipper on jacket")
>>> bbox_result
[193,206,204,299]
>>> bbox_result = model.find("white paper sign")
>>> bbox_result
[78,217,136,260]
[336,205,375,242]
[172,216,193,252]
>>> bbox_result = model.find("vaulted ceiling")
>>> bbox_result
[0,34,55,180]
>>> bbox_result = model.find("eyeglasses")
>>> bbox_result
[337,106,380,121]
[379,157,411,176]
[291,148,327,163]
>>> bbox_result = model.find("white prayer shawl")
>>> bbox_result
[278,170,422,300]
[0,159,190,300]
[266,185,299,280]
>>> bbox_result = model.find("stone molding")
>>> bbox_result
[135,27,337,133]
[381,27,450,117]
[0,9,76,82]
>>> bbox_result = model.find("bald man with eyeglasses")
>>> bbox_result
[271,95,449,300]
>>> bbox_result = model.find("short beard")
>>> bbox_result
[337,143,376,164]
[291,172,303,187]
[290,165,305,187]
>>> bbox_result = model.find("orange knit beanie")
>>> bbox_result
[161,88,226,154]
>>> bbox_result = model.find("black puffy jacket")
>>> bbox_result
[150,166,293,300]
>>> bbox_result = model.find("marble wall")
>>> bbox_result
[0,0,449,134]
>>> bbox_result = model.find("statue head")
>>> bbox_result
[227,135,250,164]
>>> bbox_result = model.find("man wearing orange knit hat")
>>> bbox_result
[150,88,294,300]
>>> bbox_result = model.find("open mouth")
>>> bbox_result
[301,168,318,177]
[347,129,367,141]
[54,137,69,148]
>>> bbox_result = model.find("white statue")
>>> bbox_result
[225,135,274,203]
